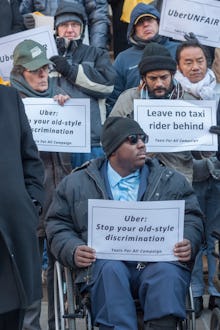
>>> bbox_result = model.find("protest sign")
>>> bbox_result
[23,98,90,153]
[159,0,220,47]
[88,199,184,262]
[134,99,217,152]
[0,26,57,80]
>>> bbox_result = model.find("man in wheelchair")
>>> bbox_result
[45,117,204,330]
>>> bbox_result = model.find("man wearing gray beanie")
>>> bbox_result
[45,116,203,330]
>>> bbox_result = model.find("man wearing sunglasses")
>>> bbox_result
[45,116,203,330]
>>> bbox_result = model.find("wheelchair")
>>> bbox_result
[54,261,196,330]
[210,231,220,330]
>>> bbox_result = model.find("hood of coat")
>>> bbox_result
[127,3,160,46]
[54,1,87,41]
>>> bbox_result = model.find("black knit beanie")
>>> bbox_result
[138,42,177,76]
[101,117,146,158]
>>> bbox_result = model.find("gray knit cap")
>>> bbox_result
[55,14,83,28]
[101,117,145,157]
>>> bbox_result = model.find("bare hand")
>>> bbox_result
[74,245,96,268]
[173,239,191,262]
[53,94,70,106]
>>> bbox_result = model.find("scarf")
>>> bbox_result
[174,68,216,100]
[10,72,64,98]
[130,33,164,48]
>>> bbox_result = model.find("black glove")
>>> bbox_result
[23,13,35,29]
[184,32,199,42]
[50,55,71,77]
[209,125,220,135]
[56,37,66,56]
[32,199,42,215]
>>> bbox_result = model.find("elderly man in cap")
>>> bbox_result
[106,2,179,113]
[49,1,116,169]
[45,116,203,330]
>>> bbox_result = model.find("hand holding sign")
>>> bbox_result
[173,239,191,262]
[74,245,96,268]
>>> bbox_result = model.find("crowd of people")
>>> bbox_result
[0,1,220,330]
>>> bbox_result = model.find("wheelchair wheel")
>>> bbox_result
[177,286,196,330]
[54,261,93,330]
[54,261,76,330]
[210,307,220,330]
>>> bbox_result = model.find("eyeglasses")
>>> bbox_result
[26,65,49,75]
[126,134,149,145]
[59,22,81,29]
[135,16,156,26]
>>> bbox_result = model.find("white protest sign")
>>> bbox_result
[23,98,90,153]
[0,26,57,80]
[159,0,220,47]
[134,99,217,152]
[88,199,184,262]
[32,13,54,31]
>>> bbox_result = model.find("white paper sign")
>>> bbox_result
[134,99,217,152]
[23,98,91,152]
[33,14,54,31]
[0,26,58,80]
[159,0,220,47]
[88,199,184,262]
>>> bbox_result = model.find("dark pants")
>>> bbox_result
[84,260,190,330]
[47,244,56,330]
[22,237,44,330]
[0,309,25,330]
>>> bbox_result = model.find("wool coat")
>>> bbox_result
[0,0,25,37]
[0,85,44,313]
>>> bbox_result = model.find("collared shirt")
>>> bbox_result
[107,162,140,201]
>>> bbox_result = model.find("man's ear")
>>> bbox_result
[177,64,180,71]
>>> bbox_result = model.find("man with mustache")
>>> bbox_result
[110,42,197,183]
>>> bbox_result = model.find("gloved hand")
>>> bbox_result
[56,37,66,56]
[23,13,35,29]
[50,56,71,77]
[184,32,199,42]
[209,125,220,135]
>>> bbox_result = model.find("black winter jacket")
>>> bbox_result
[45,157,204,284]
[0,0,25,37]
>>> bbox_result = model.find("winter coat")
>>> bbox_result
[53,38,116,146]
[106,3,180,112]
[19,0,110,49]
[213,48,220,83]
[0,85,44,313]
[110,85,197,183]
[0,0,25,37]
[45,157,204,284]
[10,73,72,237]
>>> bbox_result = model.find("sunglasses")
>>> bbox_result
[126,134,149,145]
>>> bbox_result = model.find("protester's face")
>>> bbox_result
[110,134,147,177]
[144,70,173,98]
[178,46,207,83]
[23,65,49,92]
[134,17,159,40]
[57,21,81,40]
